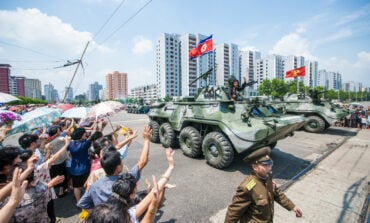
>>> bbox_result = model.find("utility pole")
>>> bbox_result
[62,41,90,103]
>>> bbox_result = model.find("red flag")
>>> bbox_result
[285,66,306,78]
[189,35,213,59]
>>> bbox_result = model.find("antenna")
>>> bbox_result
[62,41,90,103]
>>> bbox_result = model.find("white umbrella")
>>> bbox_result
[0,92,20,103]
[61,107,90,119]
[102,101,125,112]
[86,102,117,129]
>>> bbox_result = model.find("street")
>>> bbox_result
[53,111,359,223]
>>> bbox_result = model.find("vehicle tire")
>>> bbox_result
[149,120,160,143]
[179,126,202,158]
[269,142,277,150]
[303,115,326,133]
[202,132,234,169]
[159,122,176,148]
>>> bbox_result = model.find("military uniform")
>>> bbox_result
[225,148,296,223]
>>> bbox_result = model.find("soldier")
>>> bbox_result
[224,147,302,223]
[228,77,248,101]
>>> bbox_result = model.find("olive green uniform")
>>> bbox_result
[224,174,295,223]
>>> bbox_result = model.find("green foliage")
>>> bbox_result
[6,96,47,105]
[257,78,370,102]
[163,95,172,102]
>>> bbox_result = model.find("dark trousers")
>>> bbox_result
[50,161,68,189]
[47,199,56,223]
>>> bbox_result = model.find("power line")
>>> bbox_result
[87,0,153,56]
[0,40,66,61]
[100,0,153,45]
[93,0,127,40]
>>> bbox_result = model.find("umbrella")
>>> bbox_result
[61,107,90,119]
[102,101,125,112]
[86,103,115,120]
[86,103,117,129]
[57,103,74,112]
[0,92,20,103]
[8,107,61,135]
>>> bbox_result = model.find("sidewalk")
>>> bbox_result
[274,129,370,223]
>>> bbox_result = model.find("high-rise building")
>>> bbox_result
[318,70,342,90]
[156,33,181,98]
[215,43,239,86]
[130,84,157,103]
[9,76,25,96]
[0,64,11,93]
[304,61,318,88]
[255,54,284,89]
[44,83,58,103]
[180,33,215,96]
[106,71,127,99]
[88,82,102,101]
[240,50,261,95]
[64,86,73,102]
[25,78,42,99]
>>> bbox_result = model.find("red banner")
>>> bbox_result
[285,66,306,78]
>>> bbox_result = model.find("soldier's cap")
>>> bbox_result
[245,147,273,165]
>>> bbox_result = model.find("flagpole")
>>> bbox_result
[296,77,299,94]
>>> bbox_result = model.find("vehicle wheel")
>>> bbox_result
[179,126,202,158]
[149,120,160,143]
[202,132,234,169]
[269,142,277,150]
[303,115,326,133]
[159,123,176,148]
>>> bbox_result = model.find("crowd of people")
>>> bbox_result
[338,104,370,128]
[0,114,176,223]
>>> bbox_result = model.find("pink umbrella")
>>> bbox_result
[57,103,74,112]
[86,102,116,129]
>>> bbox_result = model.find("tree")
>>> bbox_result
[258,79,272,96]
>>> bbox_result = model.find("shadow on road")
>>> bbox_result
[223,147,310,181]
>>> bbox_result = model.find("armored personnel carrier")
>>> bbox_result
[126,103,150,114]
[148,85,307,169]
[273,92,348,133]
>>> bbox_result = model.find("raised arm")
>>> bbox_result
[45,137,71,168]
[114,129,138,150]
[137,126,151,172]
[135,148,175,218]
[0,168,28,223]
[0,155,37,201]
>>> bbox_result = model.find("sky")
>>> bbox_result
[0,0,369,97]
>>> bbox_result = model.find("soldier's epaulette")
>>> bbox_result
[244,178,256,191]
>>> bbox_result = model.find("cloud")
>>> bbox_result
[314,29,353,46]
[132,35,153,55]
[0,8,96,57]
[320,51,370,86]
[127,68,155,89]
[336,3,370,26]
[0,8,115,95]
[269,33,317,60]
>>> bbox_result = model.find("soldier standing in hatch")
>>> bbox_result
[224,147,302,223]
[228,77,248,101]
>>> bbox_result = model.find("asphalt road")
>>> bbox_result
[48,111,358,223]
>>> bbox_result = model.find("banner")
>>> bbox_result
[285,66,306,78]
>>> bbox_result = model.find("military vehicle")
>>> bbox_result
[126,103,150,114]
[273,92,348,133]
[148,72,307,169]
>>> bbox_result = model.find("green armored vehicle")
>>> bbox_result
[148,86,307,169]
[127,103,150,114]
[274,92,348,133]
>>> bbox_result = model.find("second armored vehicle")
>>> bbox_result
[273,93,348,133]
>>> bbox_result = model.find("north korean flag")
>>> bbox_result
[189,35,213,59]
